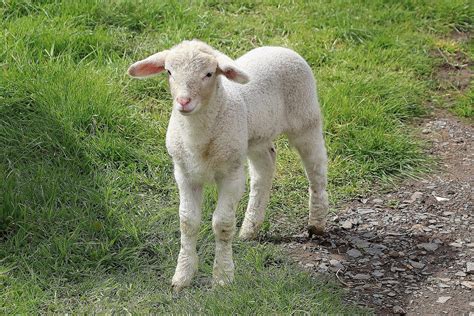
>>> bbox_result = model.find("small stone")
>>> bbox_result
[387,291,397,297]
[372,198,383,204]
[347,248,362,258]
[466,262,474,274]
[422,128,430,134]
[341,220,353,229]
[305,263,315,268]
[353,273,370,280]
[461,281,473,289]
[449,242,462,248]
[357,208,376,215]
[455,271,466,277]
[405,191,423,203]
[329,259,344,269]
[469,302,474,307]
[442,211,455,216]
[409,260,425,269]
[417,243,439,251]
[436,296,451,304]
[432,192,450,202]
[393,305,406,314]
[372,270,384,277]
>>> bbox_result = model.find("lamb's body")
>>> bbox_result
[167,47,322,181]
[129,41,328,290]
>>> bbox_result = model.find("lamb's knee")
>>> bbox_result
[212,216,235,241]
[179,211,200,235]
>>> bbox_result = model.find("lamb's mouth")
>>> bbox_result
[176,103,197,115]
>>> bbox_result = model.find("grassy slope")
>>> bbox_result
[0,0,471,313]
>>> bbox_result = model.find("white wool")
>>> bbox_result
[128,40,329,290]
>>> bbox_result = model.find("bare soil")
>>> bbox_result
[281,32,473,315]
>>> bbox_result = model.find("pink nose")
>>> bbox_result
[177,97,191,106]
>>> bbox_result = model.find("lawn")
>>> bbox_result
[0,0,472,313]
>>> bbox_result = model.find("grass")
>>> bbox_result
[0,0,472,313]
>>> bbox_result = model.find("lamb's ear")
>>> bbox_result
[214,51,249,84]
[127,50,169,78]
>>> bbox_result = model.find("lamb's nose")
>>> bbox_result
[177,97,191,106]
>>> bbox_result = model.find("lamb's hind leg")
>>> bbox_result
[288,127,329,236]
[239,144,276,240]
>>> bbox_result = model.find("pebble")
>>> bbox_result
[466,262,474,274]
[353,273,370,280]
[329,259,344,269]
[387,291,397,297]
[409,260,425,269]
[449,242,462,248]
[417,243,439,251]
[436,296,452,304]
[347,248,362,258]
[393,305,406,314]
[461,281,473,289]
[372,198,383,204]
[341,220,353,229]
[357,208,376,215]
[455,271,467,277]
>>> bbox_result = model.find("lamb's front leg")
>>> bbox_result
[213,166,245,286]
[172,165,203,291]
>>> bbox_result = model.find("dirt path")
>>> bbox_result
[282,34,473,315]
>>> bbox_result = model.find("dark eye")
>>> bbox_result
[206,72,212,77]
[167,70,171,76]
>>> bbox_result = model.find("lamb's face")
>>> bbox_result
[165,50,218,115]
[128,40,249,116]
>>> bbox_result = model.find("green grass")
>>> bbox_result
[1,0,471,313]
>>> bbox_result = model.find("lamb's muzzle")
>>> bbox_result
[128,39,329,290]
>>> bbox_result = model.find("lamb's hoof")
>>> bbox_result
[212,274,234,288]
[171,274,193,292]
[238,228,258,241]
[307,224,325,238]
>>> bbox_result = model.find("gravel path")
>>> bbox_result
[284,109,473,315]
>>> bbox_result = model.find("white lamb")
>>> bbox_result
[128,40,328,290]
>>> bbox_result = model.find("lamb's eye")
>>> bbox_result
[206,72,212,77]
[167,70,172,76]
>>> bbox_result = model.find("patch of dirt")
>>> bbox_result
[280,33,473,315]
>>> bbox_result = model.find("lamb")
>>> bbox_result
[127,40,329,290]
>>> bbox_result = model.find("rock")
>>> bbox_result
[347,248,362,258]
[466,262,474,274]
[432,192,450,202]
[455,271,466,277]
[329,259,344,269]
[436,296,452,304]
[449,242,462,248]
[341,220,353,229]
[393,305,406,314]
[372,270,384,277]
[422,128,430,134]
[357,208,376,215]
[372,198,383,204]
[305,263,315,268]
[409,260,425,269]
[461,281,473,289]
[417,243,439,251]
[404,191,423,203]
[387,291,397,297]
[353,273,370,280]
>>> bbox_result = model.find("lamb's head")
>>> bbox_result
[128,40,249,115]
